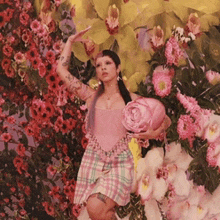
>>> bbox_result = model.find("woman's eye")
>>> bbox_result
[106,61,111,65]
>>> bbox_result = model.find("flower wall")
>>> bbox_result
[1,0,220,219]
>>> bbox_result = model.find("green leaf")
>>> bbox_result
[72,42,90,62]
[88,20,110,44]
[92,0,110,19]
[120,1,138,27]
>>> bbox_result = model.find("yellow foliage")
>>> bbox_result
[200,14,220,32]
[128,138,142,171]
[127,72,145,92]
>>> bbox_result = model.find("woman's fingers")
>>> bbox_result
[68,26,91,43]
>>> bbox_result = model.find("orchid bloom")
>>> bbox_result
[105,4,120,35]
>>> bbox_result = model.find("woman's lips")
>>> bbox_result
[102,72,108,77]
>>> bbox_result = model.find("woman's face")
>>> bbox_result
[95,56,120,83]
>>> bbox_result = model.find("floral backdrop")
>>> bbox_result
[0,0,220,219]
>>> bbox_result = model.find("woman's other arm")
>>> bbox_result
[57,27,95,101]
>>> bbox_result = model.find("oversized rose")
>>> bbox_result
[122,97,166,133]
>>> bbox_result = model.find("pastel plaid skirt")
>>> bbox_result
[73,141,134,207]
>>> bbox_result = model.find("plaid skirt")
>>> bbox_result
[73,143,134,206]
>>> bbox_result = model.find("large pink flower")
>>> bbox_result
[122,97,166,133]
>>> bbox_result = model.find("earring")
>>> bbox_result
[98,81,102,85]
[117,75,122,81]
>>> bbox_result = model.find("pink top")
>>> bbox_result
[94,107,127,151]
[86,107,131,162]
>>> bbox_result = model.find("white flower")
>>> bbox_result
[144,199,163,220]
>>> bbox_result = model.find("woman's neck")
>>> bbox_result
[103,81,120,96]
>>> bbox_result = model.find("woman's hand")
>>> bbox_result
[132,115,171,140]
[67,26,91,44]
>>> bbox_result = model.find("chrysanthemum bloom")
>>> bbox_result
[165,36,183,66]
[206,143,220,168]
[151,26,164,49]
[206,70,220,85]
[105,4,119,35]
[152,72,172,97]
[186,13,201,36]
[1,132,12,142]
[176,92,200,116]
[46,50,56,64]
[14,52,25,64]
[26,47,39,61]
[177,114,197,147]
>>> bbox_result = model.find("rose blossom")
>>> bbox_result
[122,97,166,133]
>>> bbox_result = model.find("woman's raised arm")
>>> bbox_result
[57,27,95,101]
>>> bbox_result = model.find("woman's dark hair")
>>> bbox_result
[87,50,132,132]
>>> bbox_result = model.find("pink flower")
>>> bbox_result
[7,116,16,124]
[165,36,183,66]
[14,52,25,64]
[105,4,119,35]
[177,115,197,147]
[151,26,164,48]
[122,97,166,133]
[206,143,220,168]
[16,143,26,157]
[186,13,201,36]
[47,165,57,176]
[176,92,200,115]
[206,70,220,85]
[30,19,41,32]
[19,11,30,26]
[1,132,12,142]
[137,174,153,202]
[152,71,172,98]
[203,121,220,143]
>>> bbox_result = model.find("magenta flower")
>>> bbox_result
[165,37,183,66]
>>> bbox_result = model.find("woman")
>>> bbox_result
[57,28,170,220]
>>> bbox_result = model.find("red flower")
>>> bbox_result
[7,115,16,124]
[26,47,39,61]
[3,44,13,57]
[46,50,56,64]
[42,201,55,216]
[19,209,27,216]
[5,8,14,22]
[1,132,12,142]
[81,136,88,149]
[0,11,7,28]
[5,66,15,78]
[63,184,75,198]
[18,199,25,208]
[49,186,61,199]
[1,58,11,70]
[72,204,81,217]
[47,165,57,176]
[30,19,41,32]
[38,62,46,77]
[19,11,30,26]
[24,186,31,196]
[31,56,42,69]
[16,143,26,157]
